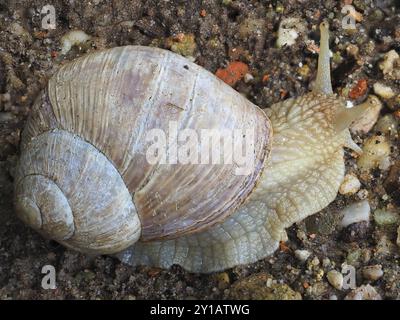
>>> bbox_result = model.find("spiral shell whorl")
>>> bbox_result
[15,175,74,241]
[15,129,141,254]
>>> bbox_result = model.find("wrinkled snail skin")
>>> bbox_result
[15,22,370,272]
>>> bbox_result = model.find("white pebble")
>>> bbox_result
[340,200,370,228]
[379,50,399,75]
[294,249,311,262]
[339,173,361,195]
[357,134,391,171]
[276,18,305,48]
[327,270,343,290]
[373,82,395,99]
[356,189,369,200]
[61,30,91,55]
[362,265,383,281]
[244,73,254,83]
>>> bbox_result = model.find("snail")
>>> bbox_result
[14,22,372,273]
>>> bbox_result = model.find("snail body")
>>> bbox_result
[15,23,369,272]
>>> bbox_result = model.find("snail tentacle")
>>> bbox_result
[314,21,333,95]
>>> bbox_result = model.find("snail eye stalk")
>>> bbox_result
[314,21,333,95]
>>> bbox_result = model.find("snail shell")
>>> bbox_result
[15,46,271,254]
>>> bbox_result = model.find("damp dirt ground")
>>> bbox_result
[0,0,400,300]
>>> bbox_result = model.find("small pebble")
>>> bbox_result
[341,221,369,242]
[296,230,307,241]
[322,258,331,268]
[356,189,369,200]
[243,73,254,83]
[340,200,370,228]
[276,18,305,48]
[357,134,391,171]
[311,256,320,267]
[375,114,398,137]
[379,50,399,75]
[215,272,230,290]
[362,265,383,281]
[339,173,361,195]
[294,249,311,262]
[373,82,395,99]
[326,270,343,290]
[61,30,91,55]
[373,209,400,226]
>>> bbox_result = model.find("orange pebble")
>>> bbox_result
[215,61,249,86]
[349,79,368,99]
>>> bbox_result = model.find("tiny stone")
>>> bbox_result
[340,200,370,228]
[339,173,361,195]
[315,269,325,282]
[294,249,311,262]
[346,249,362,266]
[362,265,383,281]
[357,135,391,171]
[375,114,399,137]
[357,189,369,200]
[244,73,254,83]
[373,209,400,226]
[322,258,331,268]
[61,30,91,55]
[376,235,394,256]
[311,256,320,266]
[276,18,306,48]
[341,221,369,242]
[379,50,399,75]
[215,272,230,289]
[326,270,343,290]
[296,230,307,241]
[373,82,395,99]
